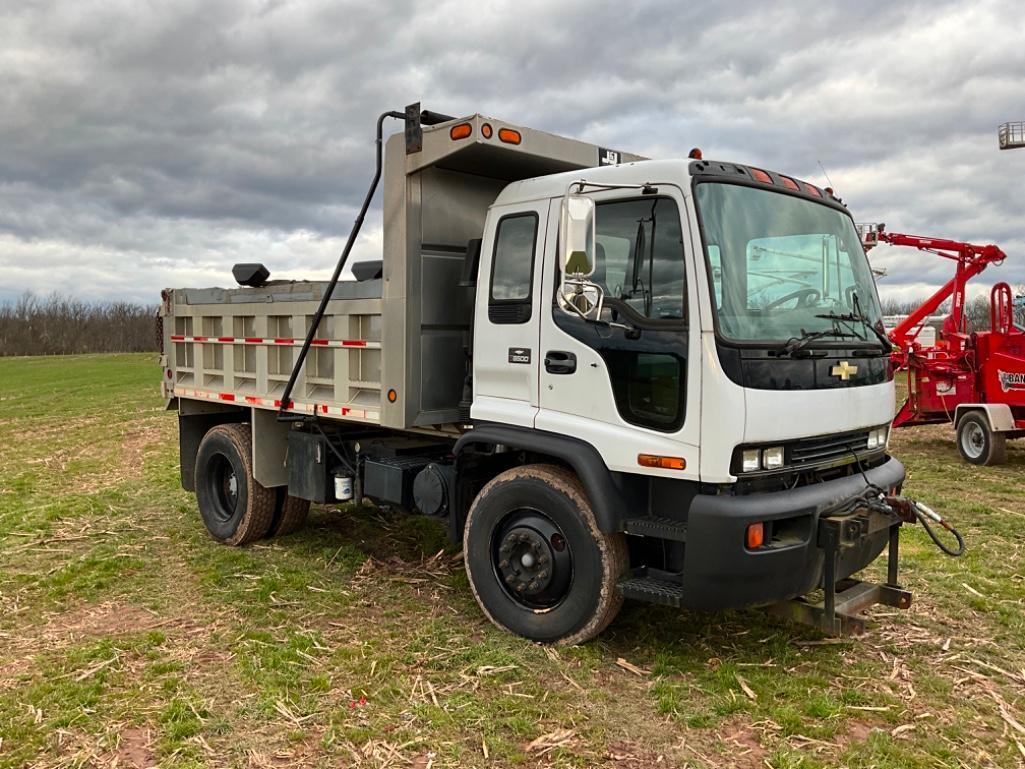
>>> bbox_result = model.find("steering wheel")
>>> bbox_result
[766,288,820,311]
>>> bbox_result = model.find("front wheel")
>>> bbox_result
[956,411,1007,466]
[463,464,628,645]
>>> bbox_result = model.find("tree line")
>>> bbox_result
[0,293,158,357]
[881,285,1025,334]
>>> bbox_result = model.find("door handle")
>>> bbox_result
[544,351,576,374]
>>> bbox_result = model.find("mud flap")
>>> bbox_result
[765,509,912,635]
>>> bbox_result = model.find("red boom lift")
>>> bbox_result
[861,225,1025,465]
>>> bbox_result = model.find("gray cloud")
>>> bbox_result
[0,0,1022,306]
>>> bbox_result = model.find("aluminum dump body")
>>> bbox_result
[161,111,644,431]
[162,278,385,423]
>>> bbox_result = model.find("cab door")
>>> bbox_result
[471,200,550,428]
[536,186,702,477]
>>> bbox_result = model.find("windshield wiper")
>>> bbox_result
[816,294,893,352]
[776,329,857,357]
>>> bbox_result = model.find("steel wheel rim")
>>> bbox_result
[492,509,573,610]
[961,422,985,459]
[209,453,239,522]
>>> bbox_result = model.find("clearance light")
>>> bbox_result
[638,454,686,471]
[498,128,522,145]
[801,181,822,197]
[746,522,765,549]
[780,175,800,191]
[750,167,773,184]
[449,123,472,140]
[481,123,493,139]
[387,388,398,403]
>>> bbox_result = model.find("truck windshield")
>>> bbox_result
[695,182,883,345]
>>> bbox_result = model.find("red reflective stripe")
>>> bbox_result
[244,338,262,344]
[311,339,329,346]
[342,340,367,347]
[244,395,260,404]
[170,335,185,341]
[341,407,350,415]
[218,336,234,342]
[274,338,294,345]
[219,393,236,402]
[320,405,329,413]
[193,336,208,342]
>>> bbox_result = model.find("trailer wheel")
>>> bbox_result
[195,423,276,545]
[463,464,628,645]
[957,411,1007,466]
[267,490,311,538]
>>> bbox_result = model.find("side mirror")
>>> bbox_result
[559,192,595,278]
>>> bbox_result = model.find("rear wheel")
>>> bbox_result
[957,412,1007,466]
[463,464,628,645]
[267,490,311,538]
[195,423,276,545]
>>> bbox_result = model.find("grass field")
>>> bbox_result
[2,354,1025,768]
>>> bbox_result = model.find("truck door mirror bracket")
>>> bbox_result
[558,187,605,320]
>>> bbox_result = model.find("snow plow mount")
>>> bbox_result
[766,509,912,636]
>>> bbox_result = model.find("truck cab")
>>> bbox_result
[162,108,907,644]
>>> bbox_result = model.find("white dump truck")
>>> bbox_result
[161,104,921,643]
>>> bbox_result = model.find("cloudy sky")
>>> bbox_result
[1,0,1022,307]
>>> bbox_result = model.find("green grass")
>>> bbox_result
[2,353,1024,767]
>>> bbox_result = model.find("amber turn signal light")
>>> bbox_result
[746,522,765,549]
[637,454,686,471]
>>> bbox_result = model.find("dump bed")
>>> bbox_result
[161,278,386,423]
[161,110,644,431]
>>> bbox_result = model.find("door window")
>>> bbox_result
[593,197,687,324]
[489,213,538,324]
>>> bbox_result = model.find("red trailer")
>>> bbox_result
[862,225,1025,464]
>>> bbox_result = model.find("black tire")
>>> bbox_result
[463,464,628,645]
[267,489,311,538]
[956,411,1007,466]
[195,423,276,545]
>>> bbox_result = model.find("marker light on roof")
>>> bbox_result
[780,175,800,191]
[750,167,773,184]
[801,181,822,197]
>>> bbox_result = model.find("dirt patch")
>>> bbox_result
[51,601,162,640]
[116,727,157,769]
[606,739,677,768]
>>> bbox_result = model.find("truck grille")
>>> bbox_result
[789,429,871,468]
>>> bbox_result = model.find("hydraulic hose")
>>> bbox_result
[278,109,406,420]
[910,499,966,557]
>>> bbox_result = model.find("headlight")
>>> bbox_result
[741,449,761,472]
[866,426,889,449]
[762,446,785,470]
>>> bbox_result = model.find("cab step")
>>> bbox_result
[623,515,688,541]
[618,575,687,608]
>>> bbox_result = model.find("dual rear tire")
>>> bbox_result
[195,423,309,545]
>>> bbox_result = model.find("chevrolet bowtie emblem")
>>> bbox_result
[831,360,858,380]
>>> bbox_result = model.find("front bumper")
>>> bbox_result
[682,457,906,609]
